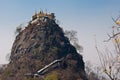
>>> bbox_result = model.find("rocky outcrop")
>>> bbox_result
[1,13,87,80]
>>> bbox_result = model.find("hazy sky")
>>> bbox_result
[0,0,120,64]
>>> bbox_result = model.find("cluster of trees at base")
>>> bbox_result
[0,68,3,80]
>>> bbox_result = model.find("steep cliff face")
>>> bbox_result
[2,13,87,80]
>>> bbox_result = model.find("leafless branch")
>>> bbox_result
[104,32,120,42]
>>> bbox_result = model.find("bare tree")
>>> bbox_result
[6,53,11,62]
[65,30,78,42]
[64,30,83,53]
[85,61,107,80]
[96,16,120,80]
[15,24,23,35]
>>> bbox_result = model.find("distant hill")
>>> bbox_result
[1,11,88,80]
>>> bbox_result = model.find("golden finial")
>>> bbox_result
[40,8,42,14]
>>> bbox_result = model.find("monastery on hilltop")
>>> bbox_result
[32,11,55,20]
[30,11,55,25]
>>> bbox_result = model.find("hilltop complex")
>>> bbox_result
[30,11,55,25]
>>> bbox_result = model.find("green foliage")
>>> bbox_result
[33,48,39,54]
[45,72,58,80]
[24,78,33,80]
[49,47,58,54]
[34,78,41,80]
[24,77,40,80]
[3,68,12,77]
